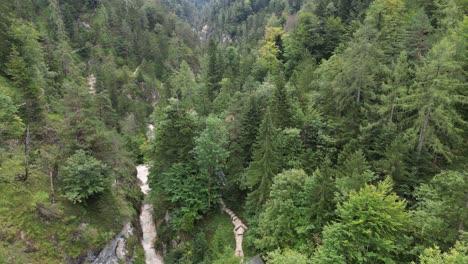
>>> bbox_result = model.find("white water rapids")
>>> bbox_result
[137,165,164,264]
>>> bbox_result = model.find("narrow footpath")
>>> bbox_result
[220,200,248,259]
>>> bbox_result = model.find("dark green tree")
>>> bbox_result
[148,100,198,180]
[239,96,263,165]
[413,171,468,250]
[245,107,279,211]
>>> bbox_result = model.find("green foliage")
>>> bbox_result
[161,163,209,232]
[256,169,311,251]
[0,0,466,261]
[194,116,229,206]
[304,167,337,233]
[403,26,466,162]
[211,246,240,264]
[314,178,410,263]
[415,240,468,264]
[62,150,110,204]
[413,171,468,249]
[245,107,280,212]
[148,100,198,178]
[0,92,24,140]
[239,96,263,165]
[335,150,375,202]
[266,248,310,264]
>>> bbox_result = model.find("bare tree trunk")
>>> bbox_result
[49,169,55,203]
[24,125,30,181]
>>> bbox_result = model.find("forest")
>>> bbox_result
[0,0,466,263]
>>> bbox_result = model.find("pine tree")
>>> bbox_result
[148,100,198,180]
[403,27,466,162]
[0,93,25,141]
[404,8,433,61]
[379,51,413,124]
[5,46,45,125]
[207,39,221,99]
[335,149,375,202]
[245,107,279,211]
[170,60,197,105]
[305,166,337,233]
[271,83,292,128]
[239,96,263,165]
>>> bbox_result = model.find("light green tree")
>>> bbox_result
[0,92,24,140]
[194,116,229,206]
[256,169,311,251]
[314,178,410,263]
[415,240,468,264]
[62,150,110,204]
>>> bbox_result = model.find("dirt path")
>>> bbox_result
[220,200,248,259]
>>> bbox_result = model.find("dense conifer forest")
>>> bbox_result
[0,0,466,263]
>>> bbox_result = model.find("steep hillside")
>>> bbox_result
[0,0,467,264]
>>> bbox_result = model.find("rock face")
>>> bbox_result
[91,223,134,264]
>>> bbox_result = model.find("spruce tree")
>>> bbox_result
[239,96,262,165]
[271,83,292,128]
[245,107,279,212]
[148,100,198,180]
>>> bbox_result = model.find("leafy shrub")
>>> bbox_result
[62,150,109,204]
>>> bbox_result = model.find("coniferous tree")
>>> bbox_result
[335,149,375,202]
[5,46,45,126]
[271,83,292,128]
[403,27,466,163]
[305,165,338,233]
[0,93,24,141]
[239,96,263,165]
[413,171,468,250]
[148,100,198,180]
[245,107,279,212]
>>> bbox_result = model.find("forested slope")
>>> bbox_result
[146,0,468,263]
[0,0,197,263]
[0,0,467,264]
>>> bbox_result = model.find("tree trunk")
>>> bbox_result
[49,169,55,203]
[24,125,30,181]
